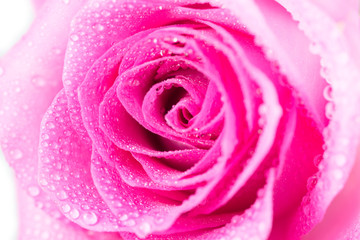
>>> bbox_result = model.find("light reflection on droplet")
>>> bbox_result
[83,212,98,226]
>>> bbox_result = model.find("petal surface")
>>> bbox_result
[0,0,87,216]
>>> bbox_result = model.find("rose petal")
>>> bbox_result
[39,90,122,231]
[0,0,86,217]
[121,170,276,240]
[17,180,121,240]
[219,0,326,130]
[302,148,360,240]
[31,0,45,11]
[91,150,201,237]
[269,107,323,239]
[274,0,360,238]
[65,0,253,139]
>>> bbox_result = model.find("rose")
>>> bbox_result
[1,0,359,239]
[0,1,359,240]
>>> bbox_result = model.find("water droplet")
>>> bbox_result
[306,176,318,191]
[320,67,331,82]
[93,23,105,32]
[70,209,80,219]
[83,212,98,225]
[303,204,311,216]
[119,214,128,221]
[101,10,111,17]
[11,149,23,159]
[258,104,267,115]
[56,190,68,200]
[28,186,40,196]
[46,122,56,129]
[81,204,90,210]
[70,34,79,42]
[0,67,4,76]
[139,222,151,235]
[63,130,72,137]
[62,0,70,4]
[39,179,48,186]
[125,219,136,226]
[61,204,71,213]
[323,85,333,101]
[155,217,164,224]
[313,154,322,167]
[130,79,140,86]
[325,102,335,119]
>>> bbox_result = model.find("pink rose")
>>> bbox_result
[1,0,359,239]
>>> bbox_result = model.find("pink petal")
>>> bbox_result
[219,0,326,130]
[121,170,276,240]
[274,0,360,238]
[39,90,121,231]
[17,181,121,240]
[31,0,46,11]
[302,150,360,240]
[0,0,86,216]
[269,107,324,239]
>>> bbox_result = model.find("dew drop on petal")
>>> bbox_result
[62,0,70,4]
[70,34,79,42]
[323,85,333,101]
[28,186,40,196]
[306,175,318,191]
[139,222,151,235]
[119,214,128,221]
[155,217,164,224]
[125,219,136,226]
[70,209,80,219]
[61,204,71,213]
[313,154,322,167]
[56,190,68,200]
[325,102,335,119]
[11,149,23,160]
[93,23,105,32]
[101,10,111,17]
[83,212,98,226]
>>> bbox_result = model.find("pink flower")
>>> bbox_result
[1,0,359,239]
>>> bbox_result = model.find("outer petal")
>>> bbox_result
[218,0,326,130]
[39,90,121,231]
[0,0,87,216]
[274,0,360,238]
[303,149,360,239]
[17,181,121,240]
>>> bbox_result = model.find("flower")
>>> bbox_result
[0,0,359,239]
